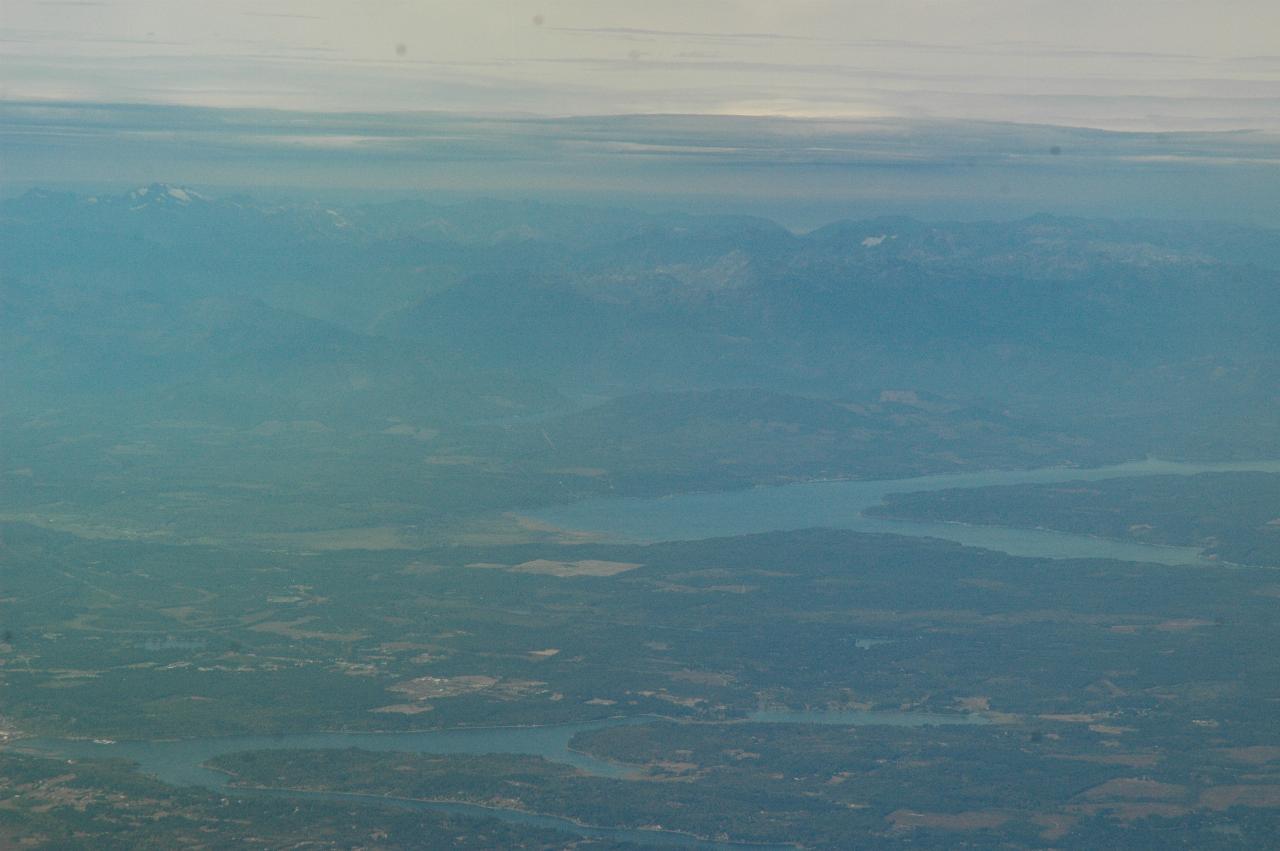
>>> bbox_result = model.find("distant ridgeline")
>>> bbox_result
[3,184,1280,850]
[1,186,1277,539]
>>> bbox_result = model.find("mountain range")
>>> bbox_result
[2,184,1276,540]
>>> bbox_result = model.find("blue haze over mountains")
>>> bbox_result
[5,122,1280,847]
[6,2,1280,838]
[3,181,1277,518]
[6,182,1278,405]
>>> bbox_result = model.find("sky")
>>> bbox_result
[3,0,1279,130]
[2,1,1277,224]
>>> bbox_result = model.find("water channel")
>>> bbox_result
[15,458,1280,846]
[17,709,984,849]
[528,458,1280,566]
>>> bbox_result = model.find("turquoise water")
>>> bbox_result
[528,458,1280,565]
[20,719,640,788]
[18,708,984,789]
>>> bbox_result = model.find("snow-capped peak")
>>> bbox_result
[127,183,210,206]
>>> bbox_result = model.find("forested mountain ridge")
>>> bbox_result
[2,186,1275,543]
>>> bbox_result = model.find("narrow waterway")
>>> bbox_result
[15,708,983,849]
[526,458,1280,565]
[16,458,1277,846]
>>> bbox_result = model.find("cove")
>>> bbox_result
[16,709,985,789]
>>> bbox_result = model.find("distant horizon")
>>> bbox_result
[5,99,1279,228]
[5,4,1280,846]
[9,178,1280,238]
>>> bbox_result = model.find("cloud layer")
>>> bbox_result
[4,100,1278,227]
[2,0,1278,129]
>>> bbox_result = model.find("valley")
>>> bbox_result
[1,188,1277,847]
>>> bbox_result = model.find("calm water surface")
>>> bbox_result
[17,708,980,849]
[528,458,1280,565]
[18,458,1279,845]
[19,709,985,788]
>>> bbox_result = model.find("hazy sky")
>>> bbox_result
[3,0,1279,129]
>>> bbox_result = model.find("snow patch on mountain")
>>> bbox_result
[127,183,209,207]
